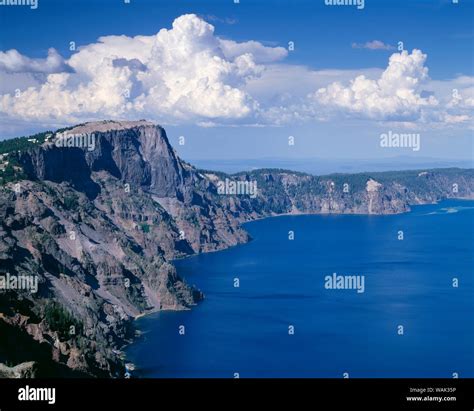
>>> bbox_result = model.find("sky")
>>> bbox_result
[0,0,473,164]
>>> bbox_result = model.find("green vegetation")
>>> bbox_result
[0,131,52,155]
[0,155,27,185]
[0,131,54,185]
[63,194,79,211]
[238,168,474,199]
[44,302,82,341]
[187,214,200,227]
[141,223,150,233]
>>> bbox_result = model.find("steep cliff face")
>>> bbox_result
[216,168,474,218]
[0,120,473,377]
[19,121,250,255]
[18,121,186,200]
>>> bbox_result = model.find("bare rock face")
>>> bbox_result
[0,361,37,378]
[225,168,474,217]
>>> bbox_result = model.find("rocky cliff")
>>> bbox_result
[0,120,472,377]
[214,168,474,217]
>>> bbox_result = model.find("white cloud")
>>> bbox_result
[0,14,282,124]
[446,78,474,109]
[314,49,439,121]
[0,16,472,131]
[219,39,288,63]
[352,40,395,50]
[0,48,71,73]
[444,113,470,124]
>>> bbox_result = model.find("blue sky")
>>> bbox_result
[0,0,473,163]
[1,0,473,77]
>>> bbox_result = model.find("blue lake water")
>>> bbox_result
[125,200,474,378]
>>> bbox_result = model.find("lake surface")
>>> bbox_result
[125,200,474,378]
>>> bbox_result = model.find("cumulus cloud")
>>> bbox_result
[0,15,471,130]
[447,79,474,109]
[352,40,395,51]
[0,14,284,124]
[219,39,288,63]
[313,49,439,121]
[0,48,71,74]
